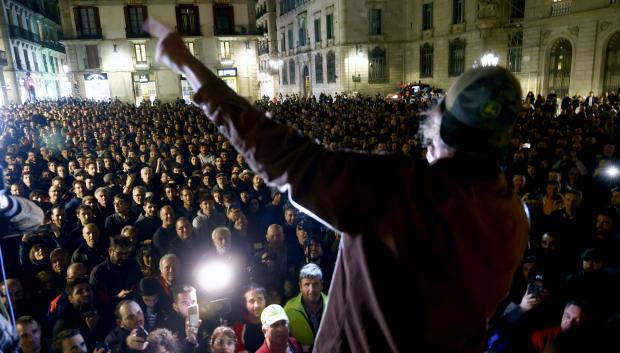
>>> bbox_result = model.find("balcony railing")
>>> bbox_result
[9,25,41,43]
[551,1,572,16]
[126,29,150,38]
[177,27,201,36]
[0,50,7,66]
[258,43,269,55]
[76,31,103,40]
[42,40,66,53]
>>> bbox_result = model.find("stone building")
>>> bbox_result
[264,0,620,98]
[0,0,68,104]
[57,0,260,104]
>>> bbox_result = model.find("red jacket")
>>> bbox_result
[531,326,562,352]
[255,337,302,353]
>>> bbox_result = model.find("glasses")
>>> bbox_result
[213,338,236,347]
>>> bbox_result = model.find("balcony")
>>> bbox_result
[215,25,262,36]
[15,0,42,13]
[551,1,572,16]
[8,25,41,43]
[76,31,103,40]
[42,40,66,53]
[177,27,201,37]
[0,50,7,66]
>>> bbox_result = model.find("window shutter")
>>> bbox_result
[73,7,81,35]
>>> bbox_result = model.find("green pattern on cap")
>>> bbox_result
[480,100,502,120]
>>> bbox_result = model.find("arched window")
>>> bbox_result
[369,47,387,83]
[289,59,296,84]
[327,51,336,83]
[315,53,323,84]
[420,43,433,78]
[448,38,465,77]
[604,32,620,94]
[548,38,572,97]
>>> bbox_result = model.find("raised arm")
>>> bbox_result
[144,19,414,233]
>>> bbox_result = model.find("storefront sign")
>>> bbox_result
[217,68,237,77]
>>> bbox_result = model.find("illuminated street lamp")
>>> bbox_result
[480,51,499,67]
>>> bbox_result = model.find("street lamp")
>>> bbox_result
[480,51,499,67]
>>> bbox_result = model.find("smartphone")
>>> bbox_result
[188,305,199,327]
[136,326,148,340]
[527,283,545,299]
[521,143,531,149]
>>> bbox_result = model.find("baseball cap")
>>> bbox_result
[261,304,288,326]
[439,66,522,159]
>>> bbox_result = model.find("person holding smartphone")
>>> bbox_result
[162,286,207,353]
[105,300,148,353]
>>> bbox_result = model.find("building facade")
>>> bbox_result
[0,0,68,105]
[264,0,620,98]
[406,0,620,97]
[270,0,411,97]
[256,0,279,98]
[57,0,260,104]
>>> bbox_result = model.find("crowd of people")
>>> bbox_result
[0,86,619,353]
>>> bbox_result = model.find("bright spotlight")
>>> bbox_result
[196,261,234,292]
[606,166,620,178]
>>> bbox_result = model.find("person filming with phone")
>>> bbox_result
[162,286,206,353]
[105,300,149,353]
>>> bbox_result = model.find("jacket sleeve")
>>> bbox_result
[192,70,414,234]
[1,196,44,236]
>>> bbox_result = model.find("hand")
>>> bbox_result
[85,313,99,331]
[519,292,541,313]
[126,174,136,187]
[126,329,149,351]
[143,19,197,76]
[93,347,110,353]
[185,319,201,344]
[117,289,133,299]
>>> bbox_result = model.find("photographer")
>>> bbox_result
[52,278,111,352]
[161,286,207,353]
[105,300,149,353]
[485,275,560,353]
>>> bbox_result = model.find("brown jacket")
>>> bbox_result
[193,72,528,353]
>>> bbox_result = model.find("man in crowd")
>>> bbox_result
[52,329,87,353]
[232,286,267,353]
[90,236,141,302]
[284,264,328,353]
[256,304,302,353]
[105,300,149,353]
[16,316,46,353]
